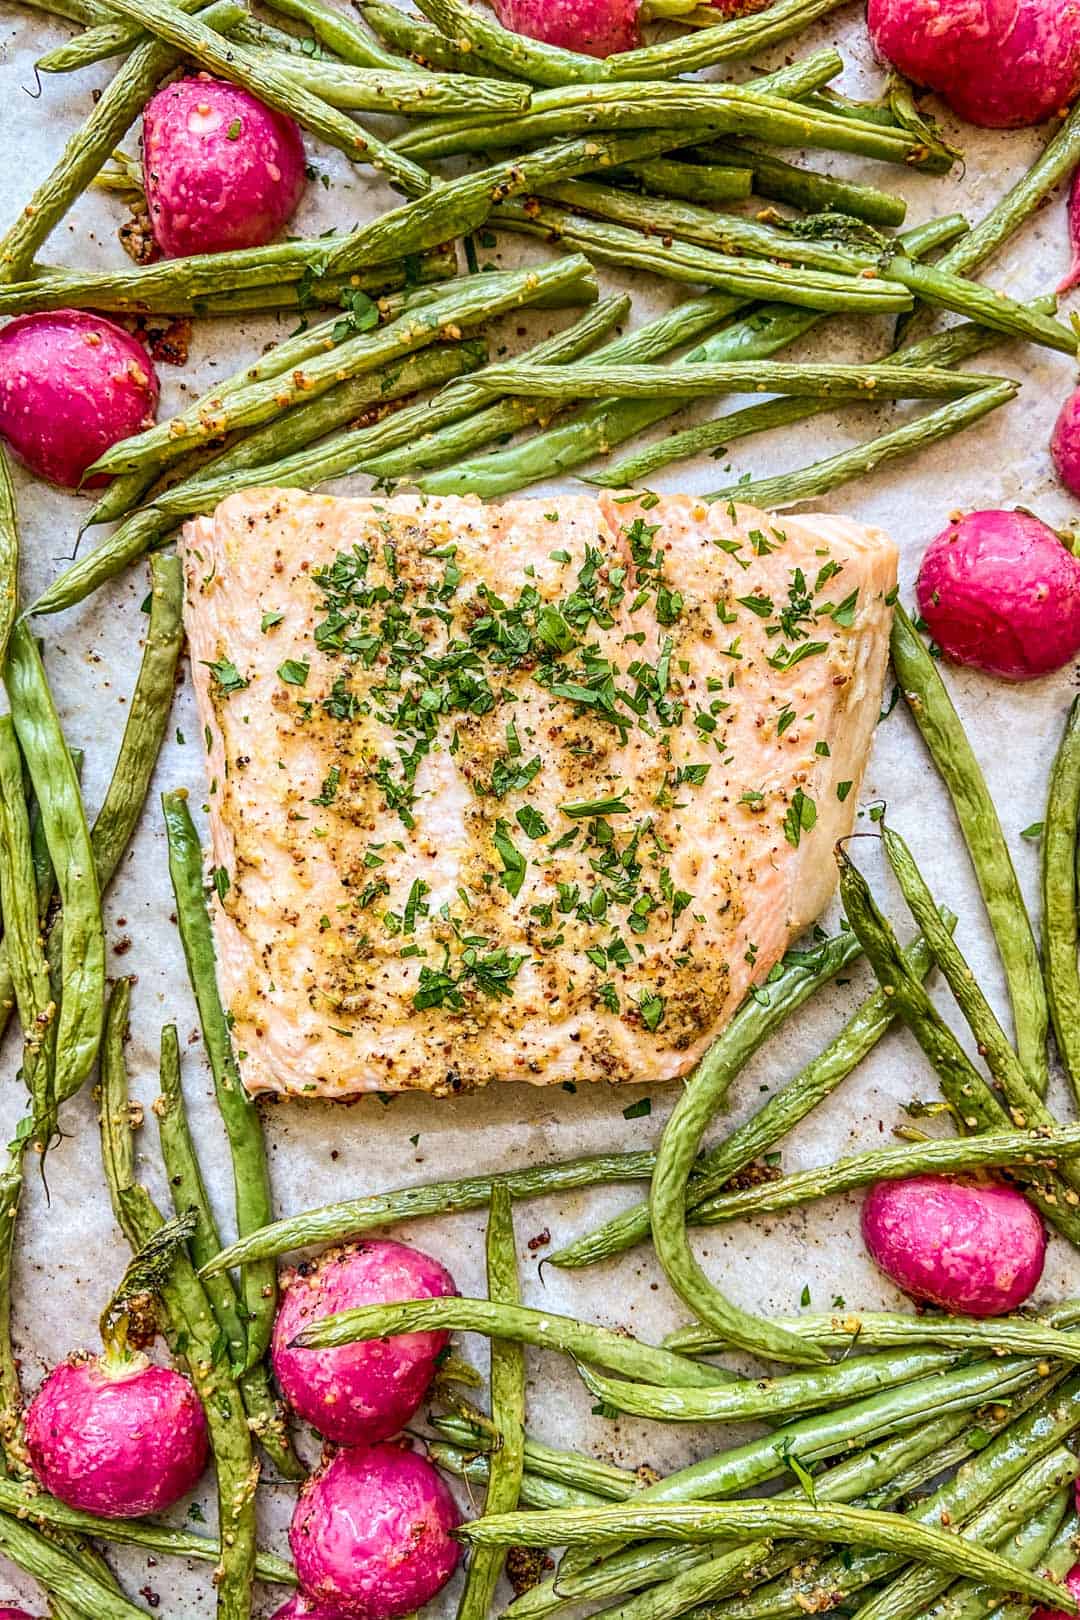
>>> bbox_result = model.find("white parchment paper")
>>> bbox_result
[0,4,1079,1612]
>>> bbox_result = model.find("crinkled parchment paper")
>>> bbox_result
[0,4,1078,1612]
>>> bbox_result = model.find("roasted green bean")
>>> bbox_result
[1043,697,1080,1097]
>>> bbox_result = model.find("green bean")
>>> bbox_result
[81,281,479,529]
[153,299,627,520]
[467,360,1007,402]
[379,289,753,485]
[698,140,908,224]
[96,0,432,197]
[0,1511,150,1620]
[1044,698,1080,1097]
[506,1399,1014,1620]
[649,933,862,1368]
[34,344,483,616]
[207,939,853,1276]
[497,205,914,310]
[149,342,485,518]
[691,1124,1080,1227]
[703,1374,1080,1620]
[358,0,523,75]
[529,185,1072,352]
[410,0,851,85]
[24,0,112,26]
[88,255,594,478]
[259,53,532,114]
[293,1296,738,1388]
[891,604,1050,1095]
[205,1152,662,1276]
[434,1447,614,1512]
[896,97,1080,343]
[566,1415,1043,1620]
[0,1477,296,1584]
[0,0,243,284]
[416,212,968,497]
[91,553,183,886]
[705,383,1018,509]
[0,720,54,1134]
[163,791,276,1371]
[578,1347,967,1425]
[431,1415,644,1501]
[593,315,990,487]
[0,251,453,319]
[924,1487,1069,1620]
[0,449,17,670]
[101,980,259,1620]
[667,1306,1080,1363]
[156,1026,303,1480]
[513,1362,1056,1618]
[987,1508,1080,1620]
[883,825,1064,1149]
[456,1502,1072,1609]
[255,0,392,65]
[617,158,753,205]
[550,932,938,1271]
[456,1188,525,1620]
[537,179,876,272]
[5,625,103,1116]
[321,126,729,278]
[847,1448,1080,1620]
[395,80,939,167]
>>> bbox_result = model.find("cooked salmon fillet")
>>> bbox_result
[180,488,897,1098]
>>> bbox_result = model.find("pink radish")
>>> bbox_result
[867,0,1080,129]
[25,1353,208,1518]
[915,508,1080,679]
[271,1598,349,1620]
[143,76,306,258]
[1052,388,1080,499]
[290,1442,460,1620]
[272,1239,456,1447]
[1032,1564,1080,1620]
[0,1610,36,1618]
[493,0,641,54]
[0,312,158,490]
[1059,166,1080,293]
[861,1175,1046,1317]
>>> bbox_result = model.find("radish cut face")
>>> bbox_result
[867,0,1080,128]
[861,1175,1047,1316]
[143,76,306,258]
[290,1443,461,1620]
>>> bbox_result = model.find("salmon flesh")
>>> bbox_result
[180,489,897,1098]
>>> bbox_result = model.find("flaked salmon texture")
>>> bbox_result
[180,489,897,1098]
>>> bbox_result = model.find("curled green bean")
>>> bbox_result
[648,934,862,1368]
[549,931,937,1270]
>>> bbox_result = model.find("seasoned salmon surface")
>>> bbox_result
[180,489,897,1098]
